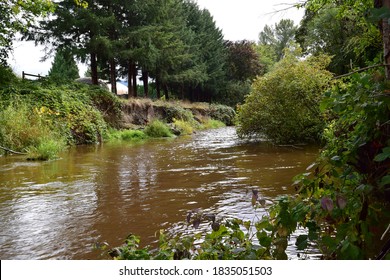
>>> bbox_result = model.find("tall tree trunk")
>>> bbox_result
[163,84,169,100]
[142,70,149,97]
[127,60,134,98]
[91,52,98,85]
[383,0,390,79]
[110,58,117,94]
[133,63,137,97]
[156,75,161,99]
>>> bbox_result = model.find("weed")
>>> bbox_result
[173,119,194,135]
[144,120,173,138]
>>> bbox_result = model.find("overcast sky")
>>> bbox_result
[7,0,304,77]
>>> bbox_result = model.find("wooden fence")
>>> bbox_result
[22,71,46,80]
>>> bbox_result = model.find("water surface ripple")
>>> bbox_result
[0,127,319,259]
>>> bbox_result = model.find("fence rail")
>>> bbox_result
[22,71,46,80]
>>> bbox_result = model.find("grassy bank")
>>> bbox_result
[0,76,234,160]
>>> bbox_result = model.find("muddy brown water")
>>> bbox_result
[0,127,319,259]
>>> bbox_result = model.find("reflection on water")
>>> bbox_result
[0,127,319,259]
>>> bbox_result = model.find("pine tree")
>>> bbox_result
[48,49,79,83]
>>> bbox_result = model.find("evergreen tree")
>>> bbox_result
[182,0,227,102]
[48,49,80,83]
[31,0,118,85]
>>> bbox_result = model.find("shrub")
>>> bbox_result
[209,104,236,126]
[164,105,195,123]
[236,53,333,144]
[0,81,112,158]
[0,65,18,87]
[121,130,147,141]
[0,101,66,159]
[173,119,194,135]
[144,120,173,138]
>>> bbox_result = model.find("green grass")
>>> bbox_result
[173,119,194,135]
[144,120,174,138]
[27,138,66,161]
[107,129,148,142]
[200,119,226,130]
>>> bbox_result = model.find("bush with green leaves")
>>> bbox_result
[209,104,236,126]
[200,119,225,130]
[144,120,174,138]
[285,71,390,259]
[163,105,195,123]
[0,65,18,87]
[0,80,116,158]
[236,53,333,144]
[173,119,194,135]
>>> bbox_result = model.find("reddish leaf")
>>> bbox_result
[336,195,347,209]
[321,196,334,212]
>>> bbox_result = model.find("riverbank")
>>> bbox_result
[0,80,235,160]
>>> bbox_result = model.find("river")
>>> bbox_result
[0,127,319,259]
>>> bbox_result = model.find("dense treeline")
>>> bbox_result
[15,0,261,103]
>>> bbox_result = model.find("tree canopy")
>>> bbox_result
[23,0,230,102]
[258,19,298,61]
[0,0,54,65]
[48,48,80,83]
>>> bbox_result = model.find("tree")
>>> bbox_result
[376,0,390,78]
[0,0,54,65]
[236,52,333,143]
[48,48,79,83]
[215,40,262,106]
[29,0,121,86]
[164,0,227,102]
[225,40,262,81]
[296,1,382,75]
[258,19,298,61]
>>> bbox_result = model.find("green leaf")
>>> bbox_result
[340,241,360,259]
[295,234,308,250]
[356,184,373,194]
[331,155,341,161]
[257,231,272,247]
[380,175,390,187]
[374,147,390,162]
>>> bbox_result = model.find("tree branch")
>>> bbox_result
[0,146,28,155]
[333,64,390,79]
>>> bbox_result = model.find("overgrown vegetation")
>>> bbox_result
[236,52,333,144]
[106,129,148,142]
[0,74,120,159]
[144,120,174,138]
